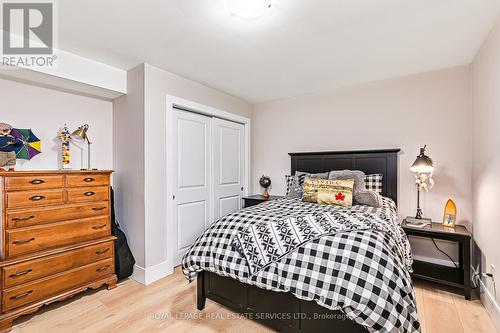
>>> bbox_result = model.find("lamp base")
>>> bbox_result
[404,216,432,226]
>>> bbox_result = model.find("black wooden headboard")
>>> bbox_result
[289,149,400,204]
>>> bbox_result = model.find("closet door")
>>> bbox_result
[172,109,212,265]
[213,118,245,220]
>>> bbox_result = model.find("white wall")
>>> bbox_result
[113,65,146,269]
[252,66,473,262]
[113,63,252,283]
[472,17,500,327]
[0,78,113,171]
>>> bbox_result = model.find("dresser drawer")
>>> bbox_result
[66,186,109,204]
[6,202,110,229]
[5,175,64,191]
[2,241,114,288]
[2,258,114,311]
[66,174,110,188]
[6,189,65,209]
[5,216,110,258]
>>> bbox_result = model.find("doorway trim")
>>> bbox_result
[165,95,251,273]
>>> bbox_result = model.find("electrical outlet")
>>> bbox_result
[491,264,496,279]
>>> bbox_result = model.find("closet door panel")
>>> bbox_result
[213,118,245,221]
[172,109,212,265]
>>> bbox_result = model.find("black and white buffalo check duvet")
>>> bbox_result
[182,198,420,333]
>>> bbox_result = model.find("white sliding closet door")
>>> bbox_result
[212,118,245,220]
[172,109,212,265]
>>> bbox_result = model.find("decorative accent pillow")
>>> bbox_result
[354,190,383,208]
[295,171,329,187]
[328,170,365,194]
[302,178,354,207]
[286,171,329,199]
[365,174,383,193]
[284,175,294,196]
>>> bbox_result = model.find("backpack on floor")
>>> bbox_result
[110,187,136,280]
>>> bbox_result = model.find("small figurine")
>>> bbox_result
[0,123,23,171]
[415,171,434,192]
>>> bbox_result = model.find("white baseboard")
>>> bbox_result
[130,261,174,285]
[413,254,457,268]
[472,266,500,332]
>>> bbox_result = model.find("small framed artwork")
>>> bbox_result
[442,199,457,227]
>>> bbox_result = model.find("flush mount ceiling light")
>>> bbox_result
[223,0,272,20]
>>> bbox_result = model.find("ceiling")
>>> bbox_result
[58,0,500,103]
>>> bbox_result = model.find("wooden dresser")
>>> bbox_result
[0,170,116,332]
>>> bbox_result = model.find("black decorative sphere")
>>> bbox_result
[259,175,271,189]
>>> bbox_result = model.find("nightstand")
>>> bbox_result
[242,195,283,208]
[402,222,472,300]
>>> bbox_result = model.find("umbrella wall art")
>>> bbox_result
[11,128,42,160]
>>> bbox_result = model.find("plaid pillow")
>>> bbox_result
[365,174,383,193]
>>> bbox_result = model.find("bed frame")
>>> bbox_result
[197,149,400,333]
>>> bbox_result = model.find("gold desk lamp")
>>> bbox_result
[71,124,93,170]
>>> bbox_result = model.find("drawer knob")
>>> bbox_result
[29,179,45,185]
[12,215,35,221]
[84,191,96,196]
[13,237,35,245]
[96,265,110,272]
[10,290,33,300]
[83,177,95,182]
[96,248,110,255]
[9,269,32,278]
[29,195,45,201]
[92,207,106,211]
[92,224,107,230]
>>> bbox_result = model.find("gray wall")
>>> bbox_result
[252,66,473,263]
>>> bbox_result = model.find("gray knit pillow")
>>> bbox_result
[329,170,380,206]
[328,170,366,194]
[354,190,383,208]
[286,171,329,199]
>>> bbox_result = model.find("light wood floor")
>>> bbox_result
[10,267,498,333]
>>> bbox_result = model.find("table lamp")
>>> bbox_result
[406,145,434,225]
[71,124,92,170]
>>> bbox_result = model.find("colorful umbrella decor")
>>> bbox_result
[11,128,42,160]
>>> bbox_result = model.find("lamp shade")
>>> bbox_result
[410,145,434,173]
[71,124,89,140]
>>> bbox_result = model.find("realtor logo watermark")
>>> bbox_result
[1,0,57,68]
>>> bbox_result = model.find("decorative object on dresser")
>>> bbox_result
[0,124,23,172]
[11,129,42,162]
[71,124,93,170]
[259,175,271,199]
[242,194,282,208]
[58,125,71,170]
[442,199,457,227]
[405,145,434,226]
[0,170,116,332]
[402,221,471,300]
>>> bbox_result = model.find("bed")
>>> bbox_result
[182,149,420,333]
